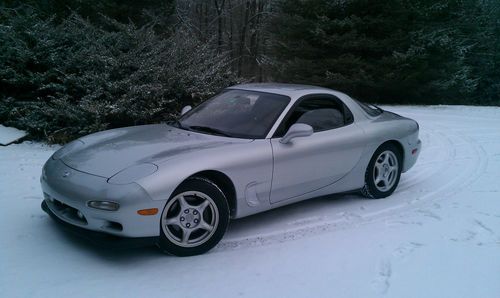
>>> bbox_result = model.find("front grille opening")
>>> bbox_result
[104,221,123,232]
[49,198,88,225]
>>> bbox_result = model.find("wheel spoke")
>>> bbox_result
[199,218,214,232]
[374,176,382,185]
[379,178,388,190]
[164,217,179,226]
[196,200,210,214]
[387,172,394,182]
[177,195,190,210]
[382,153,389,164]
[181,228,192,244]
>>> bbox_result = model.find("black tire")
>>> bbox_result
[158,177,230,256]
[362,143,402,199]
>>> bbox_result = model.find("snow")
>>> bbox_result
[1,105,500,298]
[0,125,27,146]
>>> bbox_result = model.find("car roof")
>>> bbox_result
[227,83,339,98]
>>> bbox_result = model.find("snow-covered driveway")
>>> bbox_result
[1,106,500,298]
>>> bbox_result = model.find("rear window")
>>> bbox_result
[354,99,383,117]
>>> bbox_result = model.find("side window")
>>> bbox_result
[275,96,352,137]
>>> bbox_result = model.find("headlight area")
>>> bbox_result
[107,163,158,185]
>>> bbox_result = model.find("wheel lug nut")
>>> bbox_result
[184,209,189,214]
[193,210,198,215]
[194,219,199,223]
[180,217,185,221]
[186,223,191,228]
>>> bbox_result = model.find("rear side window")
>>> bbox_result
[354,99,382,117]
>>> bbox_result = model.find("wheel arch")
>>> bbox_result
[380,140,404,163]
[185,170,237,218]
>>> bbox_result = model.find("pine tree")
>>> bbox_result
[270,0,499,105]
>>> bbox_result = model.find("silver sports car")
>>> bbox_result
[41,83,421,256]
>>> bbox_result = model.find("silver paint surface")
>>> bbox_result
[41,83,421,238]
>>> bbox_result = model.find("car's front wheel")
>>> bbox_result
[158,177,229,256]
[362,143,402,199]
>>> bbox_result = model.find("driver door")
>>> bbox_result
[269,95,365,203]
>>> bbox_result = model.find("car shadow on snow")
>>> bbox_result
[44,220,164,262]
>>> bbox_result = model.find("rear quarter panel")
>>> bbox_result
[357,111,420,173]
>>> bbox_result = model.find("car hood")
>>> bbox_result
[60,124,251,178]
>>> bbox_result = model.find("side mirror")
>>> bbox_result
[280,123,313,144]
[181,105,192,116]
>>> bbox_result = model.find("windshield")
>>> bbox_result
[178,89,290,139]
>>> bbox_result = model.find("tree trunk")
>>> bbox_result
[238,1,251,77]
[214,0,226,53]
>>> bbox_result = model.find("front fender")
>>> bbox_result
[135,139,274,219]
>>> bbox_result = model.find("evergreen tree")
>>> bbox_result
[0,9,236,143]
[270,0,499,104]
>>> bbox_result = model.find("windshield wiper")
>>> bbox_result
[187,125,233,137]
[166,119,185,129]
[167,119,189,130]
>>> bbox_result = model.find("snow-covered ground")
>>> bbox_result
[1,105,500,298]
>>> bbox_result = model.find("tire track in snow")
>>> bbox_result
[396,128,455,192]
[371,260,392,294]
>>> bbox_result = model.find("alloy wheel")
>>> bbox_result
[161,191,219,248]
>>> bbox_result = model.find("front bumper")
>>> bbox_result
[41,201,157,248]
[41,158,165,238]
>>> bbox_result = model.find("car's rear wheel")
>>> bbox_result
[362,143,402,199]
[158,177,229,256]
